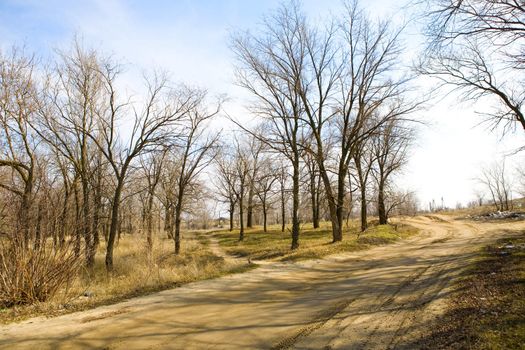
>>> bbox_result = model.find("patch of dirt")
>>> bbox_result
[412,235,525,349]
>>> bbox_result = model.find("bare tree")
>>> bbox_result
[213,146,239,232]
[297,2,416,242]
[0,49,40,248]
[168,93,220,254]
[372,119,412,224]
[92,67,198,271]
[255,157,279,232]
[422,0,525,135]
[231,5,306,249]
[139,149,166,253]
[479,160,512,211]
[35,42,107,269]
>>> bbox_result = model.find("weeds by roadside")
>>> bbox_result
[0,232,252,325]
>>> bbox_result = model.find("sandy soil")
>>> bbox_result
[0,215,522,350]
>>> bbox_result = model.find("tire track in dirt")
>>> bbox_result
[291,216,489,349]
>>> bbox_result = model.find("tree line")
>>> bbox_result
[9,0,525,304]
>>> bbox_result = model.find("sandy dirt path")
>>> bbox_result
[0,216,522,349]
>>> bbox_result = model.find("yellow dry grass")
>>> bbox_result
[0,231,252,324]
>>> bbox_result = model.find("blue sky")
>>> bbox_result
[1,0,522,207]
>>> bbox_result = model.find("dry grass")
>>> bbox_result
[214,220,419,262]
[0,231,253,324]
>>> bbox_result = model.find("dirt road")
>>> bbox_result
[0,216,522,349]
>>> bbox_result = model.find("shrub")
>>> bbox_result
[0,239,80,307]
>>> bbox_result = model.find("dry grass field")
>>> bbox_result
[0,232,253,324]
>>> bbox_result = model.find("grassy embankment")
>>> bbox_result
[213,220,419,262]
[418,232,525,349]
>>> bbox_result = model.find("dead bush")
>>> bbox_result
[0,239,80,307]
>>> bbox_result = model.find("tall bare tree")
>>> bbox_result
[35,42,106,269]
[232,5,306,249]
[92,67,198,271]
[0,49,40,248]
[169,93,220,254]
[294,1,416,242]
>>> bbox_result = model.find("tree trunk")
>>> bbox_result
[82,178,95,270]
[360,189,368,232]
[239,194,245,241]
[280,183,286,233]
[247,185,254,228]
[291,156,300,250]
[60,185,69,247]
[105,173,126,272]
[164,204,173,239]
[146,192,154,253]
[34,201,42,251]
[310,171,320,229]
[173,195,183,255]
[93,189,101,250]
[317,160,341,243]
[378,181,387,225]
[19,185,32,249]
[229,202,235,232]
[355,157,368,232]
[263,203,268,233]
[73,182,81,257]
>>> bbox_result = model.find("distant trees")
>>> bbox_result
[214,147,239,232]
[478,161,512,211]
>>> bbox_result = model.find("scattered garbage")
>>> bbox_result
[467,211,525,221]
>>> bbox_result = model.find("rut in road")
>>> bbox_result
[289,217,492,350]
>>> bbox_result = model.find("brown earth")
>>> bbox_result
[0,215,522,349]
